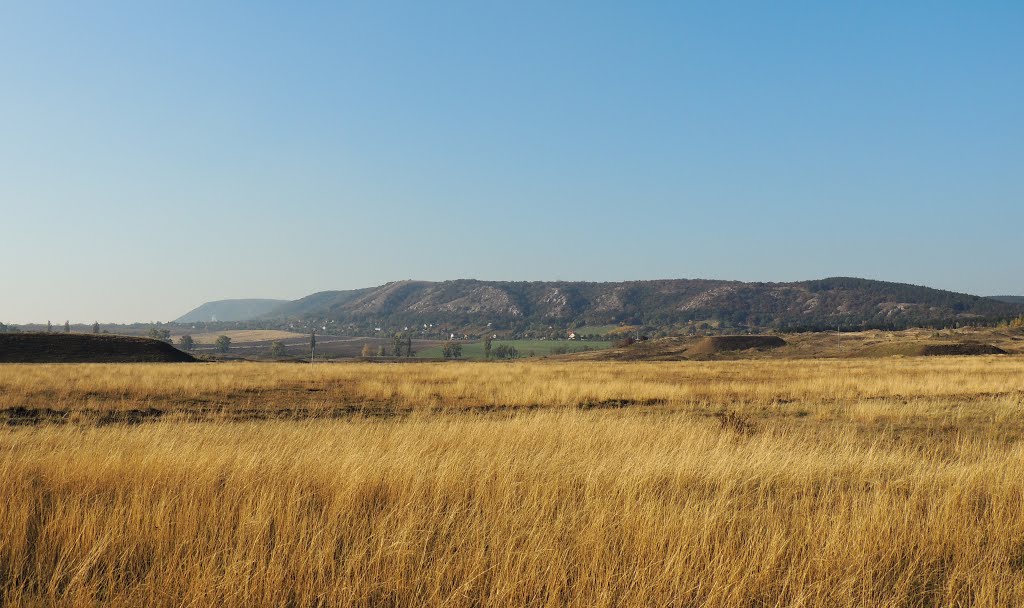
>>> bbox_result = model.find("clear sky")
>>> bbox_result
[2,1,1022,323]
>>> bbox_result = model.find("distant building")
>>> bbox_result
[567,329,577,340]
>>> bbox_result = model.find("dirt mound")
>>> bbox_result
[919,343,1006,356]
[857,342,1007,358]
[0,333,196,363]
[687,335,788,356]
[564,335,788,362]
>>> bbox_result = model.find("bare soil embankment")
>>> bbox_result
[857,343,1006,357]
[568,335,787,361]
[687,335,788,355]
[0,334,196,363]
[568,329,1018,361]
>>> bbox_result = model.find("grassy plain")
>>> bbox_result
[2,357,1024,606]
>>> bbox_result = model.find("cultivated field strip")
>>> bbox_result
[1,358,1022,424]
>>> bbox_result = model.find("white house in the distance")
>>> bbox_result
[567,329,577,340]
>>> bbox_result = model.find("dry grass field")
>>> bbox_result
[2,358,1024,606]
[168,329,308,345]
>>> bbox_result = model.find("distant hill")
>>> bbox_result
[223,277,1024,332]
[990,296,1024,305]
[0,334,195,363]
[175,299,288,323]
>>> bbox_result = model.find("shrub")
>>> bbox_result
[493,344,520,360]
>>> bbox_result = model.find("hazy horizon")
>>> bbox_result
[3,3,1022,323]
[5,273,1019,326]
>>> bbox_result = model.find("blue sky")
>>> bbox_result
[2,1,1022,323]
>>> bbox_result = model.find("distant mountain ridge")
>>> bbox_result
[177,278,1024,332]
[990,296,1024,305]
[175,299,289,323]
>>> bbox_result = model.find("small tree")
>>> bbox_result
[392,334,404,358]
[179,335,195,351]
[215,335,232,353]
[269,341,285,358]
[377,345,386,357]
[484,335,493,360]
[442,341,462,359]
[309,331,316,362]
[405,335,414,357]
[148,327,171,342]
[64,320,70,333]
[361,343,376,357]
[92,321,100,334]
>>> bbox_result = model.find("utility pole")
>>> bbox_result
[310,330,316,363]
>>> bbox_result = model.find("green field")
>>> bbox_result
[415,339,612,359]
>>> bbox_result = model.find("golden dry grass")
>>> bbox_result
[169,329,307,344]
[2,357,1022,417]
[2,358,1024,606]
